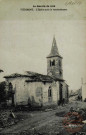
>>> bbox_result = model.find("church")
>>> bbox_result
[4,37,69,107]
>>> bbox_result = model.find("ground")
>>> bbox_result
[0,101,86,135]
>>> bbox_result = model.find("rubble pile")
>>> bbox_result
[0,110,17,128]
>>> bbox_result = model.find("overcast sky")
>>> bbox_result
[0,20,86,90]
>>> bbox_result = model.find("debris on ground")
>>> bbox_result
[45,109,53,112]
[0,101,86,135]
[0,110,28,129]
[55,111,66,117]
[0,110,16,128]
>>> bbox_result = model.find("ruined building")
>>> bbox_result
[4,37,69,107]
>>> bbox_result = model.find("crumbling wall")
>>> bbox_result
[5,78,60,107]
[5,78,28,105]
[26,81,59,107]
[26,82,43,107]
[42,81,59,106]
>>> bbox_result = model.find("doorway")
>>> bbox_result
[59,83,63,102]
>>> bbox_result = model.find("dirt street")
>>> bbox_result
[0,101,86,135]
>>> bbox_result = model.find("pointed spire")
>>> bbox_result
[51,36,59,55]
[47,36,61,58]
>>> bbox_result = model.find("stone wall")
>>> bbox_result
[62,82,69,102]
[47,57,63,79]
[6,77,28,105]
[5,78,60,106]
[26,81,59,106]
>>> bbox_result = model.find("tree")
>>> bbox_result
[0,81,6,103]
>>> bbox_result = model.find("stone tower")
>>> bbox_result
[47,37,63,79]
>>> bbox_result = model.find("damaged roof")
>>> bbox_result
[4,71,64,82]
[4,73,30,78]
[26,72,54,83]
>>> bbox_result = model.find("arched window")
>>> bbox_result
[52,60,55,66]
[50,60,55,66]
[9,82,13,91]
[48,86,52,97]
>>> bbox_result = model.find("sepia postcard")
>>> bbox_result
[0,0,86,135]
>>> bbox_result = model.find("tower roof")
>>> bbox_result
[47,36,62,58]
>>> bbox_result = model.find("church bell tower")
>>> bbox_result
[47,36,63,79]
